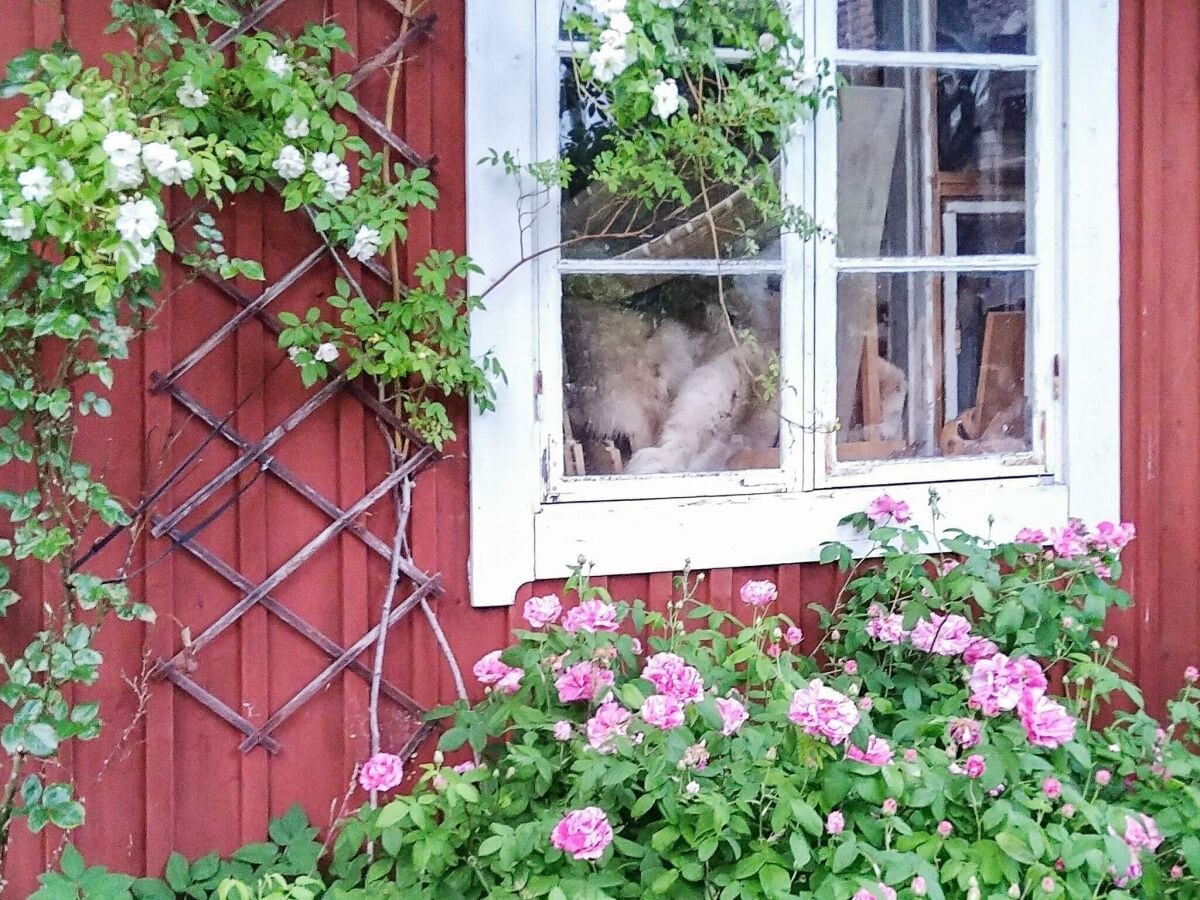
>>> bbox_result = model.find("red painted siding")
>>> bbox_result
[0,0,1192,893]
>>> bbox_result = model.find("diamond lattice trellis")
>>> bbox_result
[143,4,445,757]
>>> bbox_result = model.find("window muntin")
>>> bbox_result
[545,4,793,495]
[814,0,1054,485]
[538,0,1058,500]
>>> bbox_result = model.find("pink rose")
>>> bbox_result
[909,614,974,657]
[847,735,893,766]
[937,820,953,838]
[563,598,619,634]
[911,875,927,895]
[555,660,615,703]
[968,653,1043,716]
[1043,777,1062,799]
[681,740,709,770]
[903,748,918,764]
[1015,527,1048,544]
[495,666,524,695]
[866,611,908,644]
[452,761,477,774]
[553,720,573,741]
[1185,665,1199,684]
[858,697,873,711]
[1062,804,1075,818]
[472,650,511,685]
[642,652,705,705]
[844,659,859,675]
[1172,866,1185,880]
[766,643,782,659]
[963,638,999,665]
[586,700,631,753]
[551,807,613,861]
[1095,769,1112,786]
[358,752,404,793]
[964,754,986,779]
[1122,813,1162,852]
[947,718,983,749]
[1092,521,1136,551]
[826,810,844,834]
[940,559,960,575]
[641,694,685,730]
[715,696,749,736]
[785,626,804,645]
[523,594,562,628]
[1018,692,1076,748]
[1051,524,1088,558]
[789,680,860,746]
[739,579,778,607]
[882,798,898,815]
[866,493,911,525]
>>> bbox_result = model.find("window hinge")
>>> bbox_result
[540,447,550,483]
[1052,354,1061,400]
[534,369,543,420]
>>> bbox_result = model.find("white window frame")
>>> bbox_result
[466,1,1120,606]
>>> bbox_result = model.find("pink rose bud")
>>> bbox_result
[904,748,918,764]
[1061,804,1075,818]
[1171,866,1184,880]
[553,720,573,741]
[844,659,858,675]
[357,752,404,793]
[1062,616,1074,628]
[911,875,927,896]
[825,810,845,834]
[859,697,873,711]
[739,579,778,607]
[1042,876,1055,892]
[882,798,897,815]
[1106,635,1119,649]
[785,626,804,645]
[965,754,986,779]
[1186,665,1200,684]
[1095,769,1112,786]
[1055,859,1065,872]
[937,820,953,838]
[766,643,781,659]
[1042,777,1062,799]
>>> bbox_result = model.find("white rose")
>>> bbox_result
[176,77,209,109]
[57,160,76,182]
[608,11,633,34]
[323,163,351,201]
[272,145,306,181]
[599,27,627,48]
[657,0,685,7]
[107,162,144,191]
[311,151,341,181]
[265,52,293,79]
[18,166,53,204]
[45,89,84,126]
[592,0,625,15]
[102,131,142,167]
[757,33,779,53]
[782,48,820,94]
[142,142,193,186]
[651,78,681,120]
[115,198,160,244]
[120,240,158,273]
[0,208,32,241]
[283,113,310,139]
[589,41,634,83]
[314,342,339,363]
[347,225,381,262]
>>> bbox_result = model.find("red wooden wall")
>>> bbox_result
[0,0,1194,893]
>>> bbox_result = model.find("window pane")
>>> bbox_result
[835,271,1032,461]
[558,61,781,261]
[838,0,1032,54]
[562,274,781,475]
[836,67,1031,257]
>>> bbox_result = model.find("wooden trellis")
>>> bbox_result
[142,3,445,757]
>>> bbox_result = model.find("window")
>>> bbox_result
[466,1,1120,605]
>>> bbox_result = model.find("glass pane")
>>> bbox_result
[836,66,1031,257]
[562,274,782,475]
[838,0,1033,54]
[835,271,1032,461]
[558,60,781,261]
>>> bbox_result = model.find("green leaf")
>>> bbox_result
[59,844,85,879]
[164,852,189,891]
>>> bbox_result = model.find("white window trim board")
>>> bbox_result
[465,1,1120,607]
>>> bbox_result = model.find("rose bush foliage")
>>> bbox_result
[319,500,1200,899]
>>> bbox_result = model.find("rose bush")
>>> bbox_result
[291,499,1200,899]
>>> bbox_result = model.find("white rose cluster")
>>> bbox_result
[313,151,351,201]
[0,207,33,242]
[44,89,84,127]
[114,198,162,273]
[587,0,635,84]
[101,131,195,191]
[651,78,681,120]
[176,76,209,109]
[265,52,293,79]
[347,225,381,262]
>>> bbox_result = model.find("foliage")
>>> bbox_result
[35,501,1200,897]
[538,0,837,243]
[0,0,498,873]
